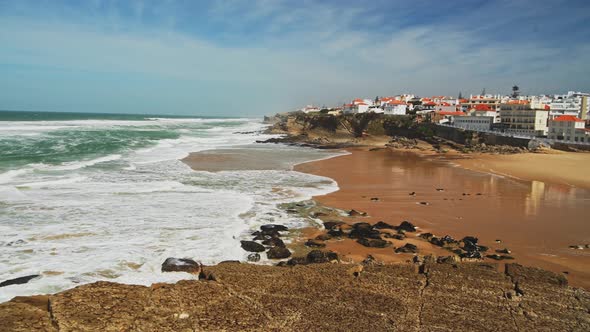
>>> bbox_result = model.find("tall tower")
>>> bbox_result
[511,85,520,99]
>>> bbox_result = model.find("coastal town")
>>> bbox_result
[299,87,590,144]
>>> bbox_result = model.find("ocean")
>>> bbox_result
[0,110,342,301]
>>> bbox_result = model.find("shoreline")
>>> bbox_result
[294,146,590,289]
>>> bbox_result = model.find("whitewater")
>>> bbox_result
[0,112,341,302]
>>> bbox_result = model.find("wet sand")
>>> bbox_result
[295,148,590,289]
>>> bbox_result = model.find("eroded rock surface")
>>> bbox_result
[1,263,589,331]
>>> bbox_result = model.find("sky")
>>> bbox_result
[1,0,589,116]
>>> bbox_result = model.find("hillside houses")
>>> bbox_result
[295,89,590,141]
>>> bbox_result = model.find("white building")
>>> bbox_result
[454,116,494,131]
[383,101,407,115]
[549,91,590,119]
[548,115,590,143]
[499,103,549,137]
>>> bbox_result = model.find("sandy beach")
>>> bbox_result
[295,148,590,289]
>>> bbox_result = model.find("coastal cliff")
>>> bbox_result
[262,112,533,154]
[2,261,589,331]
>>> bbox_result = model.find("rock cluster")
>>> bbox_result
[386,136,419,149]
[241,224,291,260]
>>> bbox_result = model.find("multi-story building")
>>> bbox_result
[453,116,494,131]
[547,115,590,143]
[499,103,549,136]
[549,91,590,119]
[468,94,502,111]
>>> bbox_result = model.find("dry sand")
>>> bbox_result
[295,148,590,289]
[454,150,590,189]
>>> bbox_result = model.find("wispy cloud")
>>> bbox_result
[0,0,589,115]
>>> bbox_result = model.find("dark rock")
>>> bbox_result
[305,240,326,248]
[460,251,482,259]
[370,197,380,201]
[496,248,511,254]
[240,241,266,252]
[349,222,381,239]
[199,271,217,281]
[486,254,514,261]
[429,237,444,247]
[315,234,332,241]
[357,238,391,248]
[418,202,429,206]
[569,245,584,250]
[260,224,288,232]
[395,243,419,254]
[252,234,269,241]
[247,253,261,262]
[419,233,434,241]
[373,221,395,229]
[323,220,344,230]
[286,257,308,266]
[262,237,285,248]
[436,188,444,191]
[409,192,416,196]
[383,233,405,240]
[348,209,367,217]
[397,221,417,232]
[306,250,338,264]
[161,258,201,273]
[0,274,40,288]
[267,247,291,259]
[327,228,344,238]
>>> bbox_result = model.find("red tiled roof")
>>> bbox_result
[438,111,464,116]
[553,115,584,122]
[473,104,492,111]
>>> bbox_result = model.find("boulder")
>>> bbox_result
[397,221,417,232]
[419,233,435,241]
[306,250,338,264]
[161,258,201,273]
[323,220,345,230]
[395,243,419,254]
[0,274,40,288]
[260,224,288,232]
[315,234,332,241]
[349,223,381,239]
[327,228,344,238]
[247,253,261,262]
[383,233,405,240]
[262,237,285,248]
[373,221,395,229]
[240,241,266,252]
[267,247,291,259]
[305,240,326,248]
[357,238,391,248]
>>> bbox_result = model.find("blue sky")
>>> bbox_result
[1,0,589,116]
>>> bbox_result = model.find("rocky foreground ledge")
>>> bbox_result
[2,261,589,331]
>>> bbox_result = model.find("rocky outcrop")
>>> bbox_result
[2,263,588,331]
[161,258,201,274]
[240,241,266,253]
[0,275,40,288]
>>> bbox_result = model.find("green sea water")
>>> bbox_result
[0,110,249,172]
